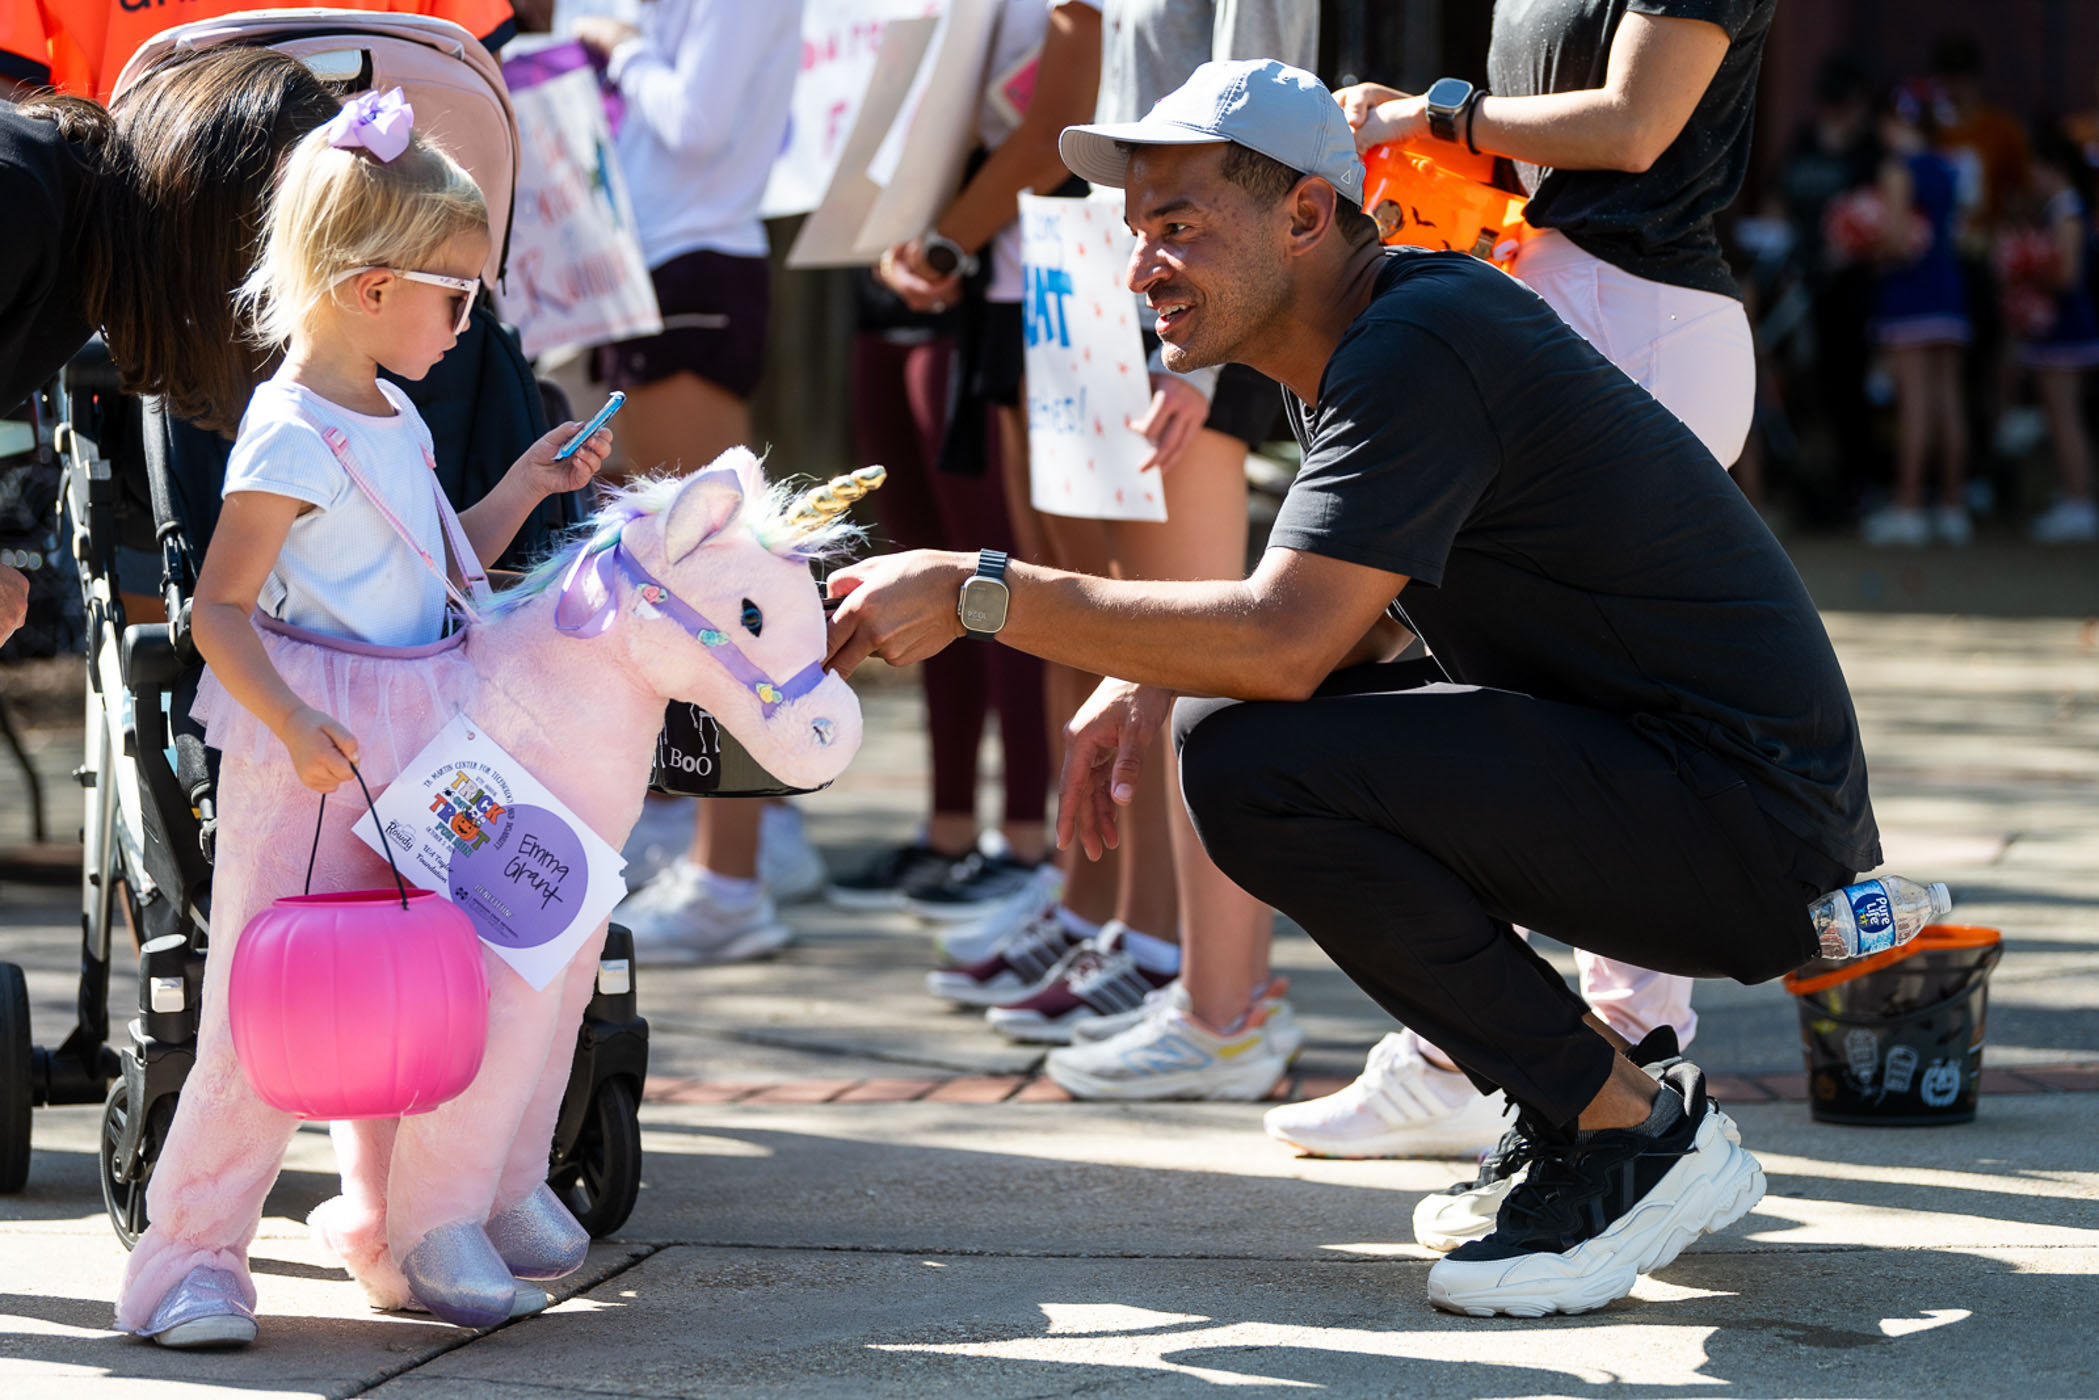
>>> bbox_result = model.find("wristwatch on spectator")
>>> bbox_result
[920,232,979,280]
[1423,77,1476,144]
[957,550,1010,640]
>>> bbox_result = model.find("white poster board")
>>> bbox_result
[1020,193,1165,522]
[761,0,947,220]
[499,39,661,358]
[851,0,998,255]
[785,16,938,268]
[354,714,628,991]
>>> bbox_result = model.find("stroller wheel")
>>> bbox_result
[547,1077,640,1239]
[0,963,29,1193]
[100,1077,154,1248]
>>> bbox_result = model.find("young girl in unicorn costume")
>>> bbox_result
[116,90,865,1346]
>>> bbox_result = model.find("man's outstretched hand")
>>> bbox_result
[824,550,972,679]
[1056,678,1175,861]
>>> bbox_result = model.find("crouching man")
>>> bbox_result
[823,59,1878,1317]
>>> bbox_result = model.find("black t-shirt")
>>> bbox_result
[1271,251,1881,872]
[1486,0,1775,298]
[0,105,95,415]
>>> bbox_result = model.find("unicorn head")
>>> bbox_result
[520,449,864,790]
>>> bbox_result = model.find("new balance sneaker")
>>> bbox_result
[758,801,826,903]
[1264,1033,1510,1160]
[984,926,1175,1045]
[616,861,791,965]
[925,904,1086,1007]
[1425,1062,1765,1318]
[825,841,960,911]
[903,850,1044,923]
[1045,995,1297,1100]
[1411,1026,1698,1252]
[1070,978,1301,1063]
[932,865,1067,968]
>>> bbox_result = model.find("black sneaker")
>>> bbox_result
[823,842,960,911]
[1425,1062,1764,1317]
[1411,1026,1694,1252]
[900,850,1041,923]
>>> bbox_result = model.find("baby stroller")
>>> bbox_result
[0,11,647,1245]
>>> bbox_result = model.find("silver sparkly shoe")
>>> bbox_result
[398,1222,517,1328]
[138,1265,258,1349]
[486,1184,590,1281]
[386,1283,550,1319]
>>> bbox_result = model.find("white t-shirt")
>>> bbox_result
[605,0,803,266]
[981,0,1099,304]
[223,374,450,648]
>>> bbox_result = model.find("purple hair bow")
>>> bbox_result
[324,87,415,162]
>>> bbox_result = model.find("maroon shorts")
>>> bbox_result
[594,248,771,399]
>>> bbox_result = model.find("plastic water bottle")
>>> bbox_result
[1809,877,1952,960]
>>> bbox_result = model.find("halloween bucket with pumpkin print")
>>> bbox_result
[1783,925,2003,1126]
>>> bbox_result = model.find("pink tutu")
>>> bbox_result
[192,613,481,787]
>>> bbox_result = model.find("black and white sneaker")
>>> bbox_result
[1425,1062,1764,1318]
[1413,1026,1711,1252]
[901,850,1042,923]
[825,842,958,911]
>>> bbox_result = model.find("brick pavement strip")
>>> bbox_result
[641,1064,2099,1107]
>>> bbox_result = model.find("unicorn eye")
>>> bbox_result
[740,598,762,636]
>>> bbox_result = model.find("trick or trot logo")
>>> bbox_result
[429,768,508,856]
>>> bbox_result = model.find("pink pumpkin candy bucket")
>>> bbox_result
[229,761,488,1119]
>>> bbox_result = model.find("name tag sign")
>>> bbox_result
[1019,192,1165,523]
[649,701,830,798]
[354,714,627,991]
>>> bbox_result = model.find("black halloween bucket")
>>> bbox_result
[1784,925,2003,1126]
[647,701,827,798]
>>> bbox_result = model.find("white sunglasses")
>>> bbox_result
[331,265,480,334]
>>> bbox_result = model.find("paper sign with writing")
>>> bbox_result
[499,40,661,358]
[1020,193,1165,522]
[762,0,943,219]
[353,714,627,991]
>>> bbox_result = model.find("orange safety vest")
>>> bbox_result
[1,0,513,102]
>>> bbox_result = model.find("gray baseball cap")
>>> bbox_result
[1059,58,1365,206]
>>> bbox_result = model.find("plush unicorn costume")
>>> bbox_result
[118,452,864,1335]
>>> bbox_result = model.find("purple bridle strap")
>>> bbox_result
[552,534,826,720]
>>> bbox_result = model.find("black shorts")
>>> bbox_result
[1203,362,1284,449]
[594,249,771,399]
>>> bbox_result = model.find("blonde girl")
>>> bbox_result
[116,90,613,1348]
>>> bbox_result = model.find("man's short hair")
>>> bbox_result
[1117,139,1382,248]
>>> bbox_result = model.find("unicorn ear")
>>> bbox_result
[662,465,745,563]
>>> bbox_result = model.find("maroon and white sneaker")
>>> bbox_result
[925,905,1086,1008]
[985,924,1176,1045]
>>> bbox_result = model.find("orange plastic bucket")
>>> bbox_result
[1784,925,2003,1126]
[1360,143,1533,269]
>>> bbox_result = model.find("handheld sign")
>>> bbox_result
[1019,193,1165,523]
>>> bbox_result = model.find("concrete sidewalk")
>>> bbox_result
[1,609,2095,1396]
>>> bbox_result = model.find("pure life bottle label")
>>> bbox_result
[1848,881,1898,955]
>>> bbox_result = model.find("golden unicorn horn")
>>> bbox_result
[787,465,887,531]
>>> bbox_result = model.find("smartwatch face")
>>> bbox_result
[923,240,961,276]
[1426,76,1472,112]
[959,578,1009,633]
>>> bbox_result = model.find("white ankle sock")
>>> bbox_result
[1054,906,1102,939]
[696,869,760,905]
[1118,927,1181,976]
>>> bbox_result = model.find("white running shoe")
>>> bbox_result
[1860,504,1931,547]
[924,905,1086,1007]
[620,795,694,891]
[1931,503,1973,547]
[615,860,791,965]
[758,801,826,904]
[933,865,1066,968]
[1070,979,1302,1065]
[1263,1033,1510,1159]
[2031,495,2099,544]
[1045,997,1295,1101]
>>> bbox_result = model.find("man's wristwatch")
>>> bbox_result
[957,549,1010,640]
[1423,76,1476,144]
[920,232,979,279]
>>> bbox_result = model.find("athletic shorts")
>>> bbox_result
[594,249,771,399]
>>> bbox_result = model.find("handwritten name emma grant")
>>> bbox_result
[503,832,572,913]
